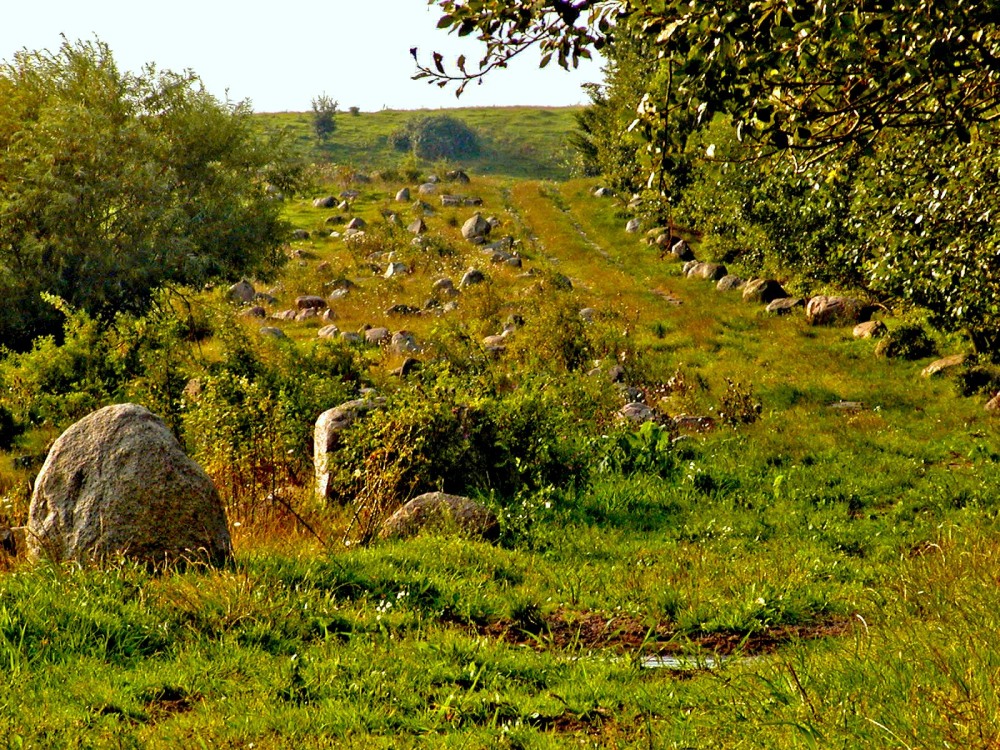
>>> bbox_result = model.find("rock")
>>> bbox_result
[329,288,351,301]
[805,295,871,326]
[346,217,367,231]
[321,308,338,322]
[340,331,362,344]
[742,278,788,304]
[670,240,695,262]
[463,197,483,207]
[482,334,507,347]
[593,187,613,197]
[620,402,656,423]
[325,214,345,225]
[854,320,887,339]
[385,304,421,317]
[241,306,266,319]
[433,277,457,295]
[446,170,471,184]
[340,189,360,200]
[255,292,278,305]
[486,216,501,230]
[427,174,440,184]
[295,308,319,322]
[766,297,805,315]
[412,200,434,216]
[395,187,411,202]
[27,404,231,566]
[391,357,421,377]
[318,324,340,339]
[717,275,744,292]
[364,327,391,345]
[295,295,327,310]
[291,229,310,240]
[625,218,641,233]
[986,393,1000,412]
[460,268,486,288]
[418,183,437,196]
[408,218,427,235]
[461,213,491,241]
[312,196,336,208]
[379,492,499,542]
[921,354,967,378]
[440,194,463,207]
[271,309,297,321]
[673,415,715,433]
[384,262,409,279]
[548,273,573,292]
[228,280,256,303]
[506,256,523,269]
[259,326,287,339]
[829,401,866,412]
[314,399,384,499]
[692,262,727,281]
[579,307,597,323]
[391,331,421,354]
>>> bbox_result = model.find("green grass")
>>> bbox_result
[4,158,1000,746]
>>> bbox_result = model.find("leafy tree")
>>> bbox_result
[311,92,338,143]
[0,38,299,350]
[389,115,480,161]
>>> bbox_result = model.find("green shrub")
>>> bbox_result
[389,115,481,161]
[875,324,937,360]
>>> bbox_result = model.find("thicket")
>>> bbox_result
[389,115,481,161]
[0,39,301,351]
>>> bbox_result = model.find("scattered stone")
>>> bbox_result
[314,399,384,499]
[295,295,327,310]
[296,308,319,322]
[805,295,872,326]
[292,229,310,240]
[325,214,345,225]
[379,492,499,542]
[391,357,421,377]
[486,216,501,230]
[670,239,696,261]
[329,288,351,301]
[408,218,427,235]
[766,297,805,315]
[395,187,411,202]
[27,404,231,566]
[461,212,491,241]
[346,217,367,231]
[625,218,641,233]
[433,277,457,295]
[460,268,486,288]
[391,331,421,354]
[682,260,700,276]
[338,201,350,211]
[312,196,336,208]
[579,307,597,323]
[364,327,391,345]
[442,301,459,313]
[717,275,744,292]
[340,331,362,343]
[340,189,360,200]
[548,273,573,292]
[446,170,470,184]
[593,187,613,197]
[506,256,523,269]
[441,194,463,207]
[321,308,338,322]
[241,306,266,319]
[921,354,967,378]
[608,364,626,383]
[385,304,421,316]
[620,402,656,423]
[691,262,728,281]
[259,326,287,339]
[254,292,278,305]
[418,182,437,196]
[854,320,887,339]
[986,393,1000,412]
[427,174,440,184]
[829,401,866,412]
[412,200,434,216]
[742,278,788,304]
[384,262,409,279]
[270,310,297,321]
[228,280,256,303]
[317,324,340,339]
[463,197,484,207]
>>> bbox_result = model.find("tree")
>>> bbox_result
[311,93,338,143]
[0,38,299,350]
[389,115,480,161]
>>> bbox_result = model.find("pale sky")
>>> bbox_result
[0,1,604,112]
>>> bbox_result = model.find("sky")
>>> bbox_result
[0,1,604,112]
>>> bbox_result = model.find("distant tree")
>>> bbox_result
[389,115,480,161]
[311,93,338,142]
[0,38,301,350]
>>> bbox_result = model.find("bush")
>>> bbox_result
[389,115,480,161]
[875,324,937,360]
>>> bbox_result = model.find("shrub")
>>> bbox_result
[875,324,937,360]
[389,115,480,161]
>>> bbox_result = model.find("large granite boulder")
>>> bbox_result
[379,492,499,542]
[461,213,491,241]
[742,279,788,305]
[27,404,231,566]
[314,398,383,500]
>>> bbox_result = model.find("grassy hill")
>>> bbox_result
[2,159,1000,746]
[257,106,582,181]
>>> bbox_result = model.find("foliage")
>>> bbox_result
[0,38,300,351]
[875,323,937,361]
[718,378,762,427]
[388,115,481,161]
[311,92,338,142]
